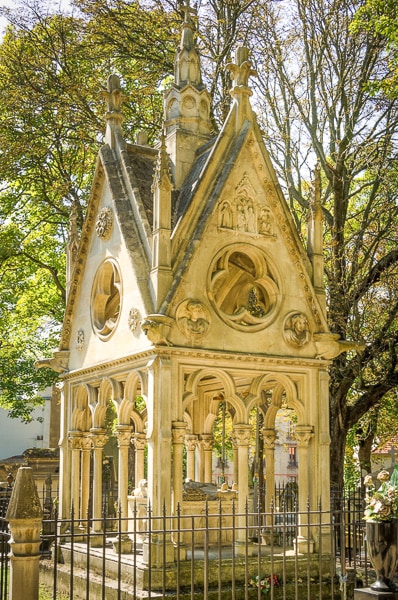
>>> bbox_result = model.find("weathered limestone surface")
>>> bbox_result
[36,3,363,573]
[6,467,43,600]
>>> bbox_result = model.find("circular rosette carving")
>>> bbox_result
[283,312,311,347]
[91,258,122,340]
[207,244,281,331]
[176,300,210,342]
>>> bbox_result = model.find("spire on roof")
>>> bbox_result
[174,0,202,88]
[162,1,212,189]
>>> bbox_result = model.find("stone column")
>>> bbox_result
[233,425,251,553]
[90,428,108,545]
[114,425,133,552]
[133,433,146,486]
[294,425,314,553]
[6,467,43,600]
[262,428,277,513]
[68,431,82,521]
[172,421,187,508]
[200,434,214,483]
[232,434,238,483]
[80,434,92,523]
[185,434,198,481]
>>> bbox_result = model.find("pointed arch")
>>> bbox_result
[247,373,304,425]
[71,384,95,431]
[182,367,245,423]
[93,377,122,428]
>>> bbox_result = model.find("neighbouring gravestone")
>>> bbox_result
[6,467,43,600]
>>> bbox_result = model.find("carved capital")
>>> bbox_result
[172,421,187,445]
[262,428,277,449]
[295,425,314,447]
[90,428,108,450]
[68,431,83,450]
[200,434,214,452]
[80,435,93,452]
[185,434,198,452]
[233,425,251,447]
[132,433,146,451]
[116,425,133,448]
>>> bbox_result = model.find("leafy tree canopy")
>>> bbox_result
[0,0,396,495]
[351,0,398,98]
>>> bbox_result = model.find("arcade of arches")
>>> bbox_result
[60,349,330,551]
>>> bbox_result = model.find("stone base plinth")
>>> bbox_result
[354,588,398,599]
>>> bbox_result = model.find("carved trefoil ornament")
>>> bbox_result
[283,312,311,347]
[207,243,281,331]
[176,299,210,343]
[91,258,122,341]
[128,307,141,333]
[217,173,275,237]
[95,207,113,240]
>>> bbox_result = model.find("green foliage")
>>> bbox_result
[0,0,175,420]
[351,0,398,98]
[251,0,398,489]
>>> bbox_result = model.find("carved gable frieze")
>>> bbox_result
[217,173,275,238]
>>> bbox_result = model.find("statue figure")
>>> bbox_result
[133,479,148,498]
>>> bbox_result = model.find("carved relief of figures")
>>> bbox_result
[283,312,311,347]
[259,207,273,235]
[176,299,210,342]
[217,173,274,237]
[219,201,233,228]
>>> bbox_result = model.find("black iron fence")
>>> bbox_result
[1,488,377,599]
[0,489,11,600]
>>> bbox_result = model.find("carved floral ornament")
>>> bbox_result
[95,207,113,240]
[207,243,282,332]
[218,173,275,238]
[128,307,141,333]
[176,299,210,342]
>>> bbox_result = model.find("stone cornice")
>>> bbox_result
[60,345,331,383]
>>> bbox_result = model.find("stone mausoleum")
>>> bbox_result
[40,5,357,559]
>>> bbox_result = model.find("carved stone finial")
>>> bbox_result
[102,73,125,134]
[152,131,173,191]
[174,1,202,87]
[226,46,257,91]
[104,74,124,113]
